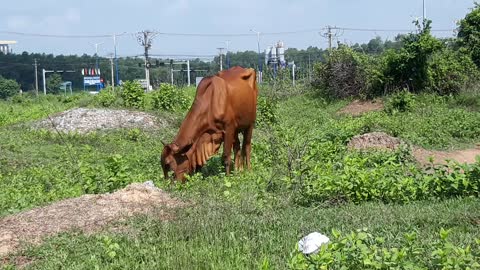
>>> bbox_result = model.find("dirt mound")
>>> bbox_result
[348,132,480,165]
[347,132,403,151]
[0,182,185,257]
[338,99,384,116]
[34,108,164,134]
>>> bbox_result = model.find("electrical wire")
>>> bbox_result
[0,26,455,39]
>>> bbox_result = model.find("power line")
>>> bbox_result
[0,30,129,38]
[0,27,456,39]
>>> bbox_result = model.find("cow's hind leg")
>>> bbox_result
[242,125,254,170]
[223,128,235,175]
[233,131,243,171]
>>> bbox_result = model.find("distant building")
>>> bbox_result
[0,41,17,54]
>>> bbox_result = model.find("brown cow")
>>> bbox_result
[161,66,258,182]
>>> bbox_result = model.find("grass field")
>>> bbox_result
[1,88,480,269]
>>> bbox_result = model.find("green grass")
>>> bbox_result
[8,197,480,269]
[1,88,480,269]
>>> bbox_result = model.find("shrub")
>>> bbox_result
[427,49,479,95]
[458,2,480,67]
[382,20,442,93]
[256,96,278,127]
[384,89,416,114]
[148,83,190,111]
[312,47,383,99]
[0,76,20,100]
[121,81,144,108]
[289,228,480,269]
[95,87,117,107]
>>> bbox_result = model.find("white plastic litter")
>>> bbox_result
[298,232,330,255]
[143,180,155,188]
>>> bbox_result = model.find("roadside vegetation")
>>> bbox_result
[2,8,480,270]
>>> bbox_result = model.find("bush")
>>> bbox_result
[312,46,383,99]
[384,89,416,114]
[95,87,117,107]
[0,76,20,100]
[383,20,442,93]
[427,49,479,95]
[121,81,144,108]
[148,83,190,111]
[289,228,480,269]
[458,2,480,67]
[255,96,278,127]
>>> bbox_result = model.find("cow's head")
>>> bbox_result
[160,142,192,182]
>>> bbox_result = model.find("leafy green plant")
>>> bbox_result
[121,80,144,108]
[427,49,479,95]
[383,19,443,93]
[384,89,416,114]
[0,76,20,100]
[95,87,117,107]
[256,96,278,127]
[148,83,190,111]
[289,228,480,269]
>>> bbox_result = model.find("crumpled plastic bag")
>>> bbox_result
[298,232,330,255]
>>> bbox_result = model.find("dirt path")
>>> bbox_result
[348,132,480,165]
[0,182,185,258]
[413,145,480,165]
[337,99,384,116]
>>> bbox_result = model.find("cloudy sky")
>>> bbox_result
[0,0,476,58]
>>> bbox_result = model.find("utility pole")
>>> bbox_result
[423,0,426,21]
[109,54,115,92]
[217,47,225,71]
[136,30,157,91]
[250,29,262,83]
[326,26,333,51]
[187,60,191,86]
[321,26,341,51]
[33,59,39,96]
[92,42,104,91]
[225,40,231,69]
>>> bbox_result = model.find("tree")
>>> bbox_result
[458,2,480,66]
[46,73,62,94]
[0,76,20,99]
[383,19,442,92]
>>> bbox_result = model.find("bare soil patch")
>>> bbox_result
[0,182,185,257]
[413,145,480,165]
[348,132,480,165]
[33,108,165,134]
[338,99,384,116]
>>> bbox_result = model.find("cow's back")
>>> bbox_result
[217,67,258,128]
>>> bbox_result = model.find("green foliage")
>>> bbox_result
[313,45,386,99]
[289,228,480,269]
[2,87,480,269]
[383,20,443,93]
[458,2,480,67]
[256,96,278,127]
[95,87,117,107]
[148,83,190,111]
[427,48,479,95]
[0,76,20,100]
[80,154,133,194]
[46,73,63,94]
[384,90,416,114]
[121,80,144,108]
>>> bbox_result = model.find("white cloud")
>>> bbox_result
[6,8,81,33]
